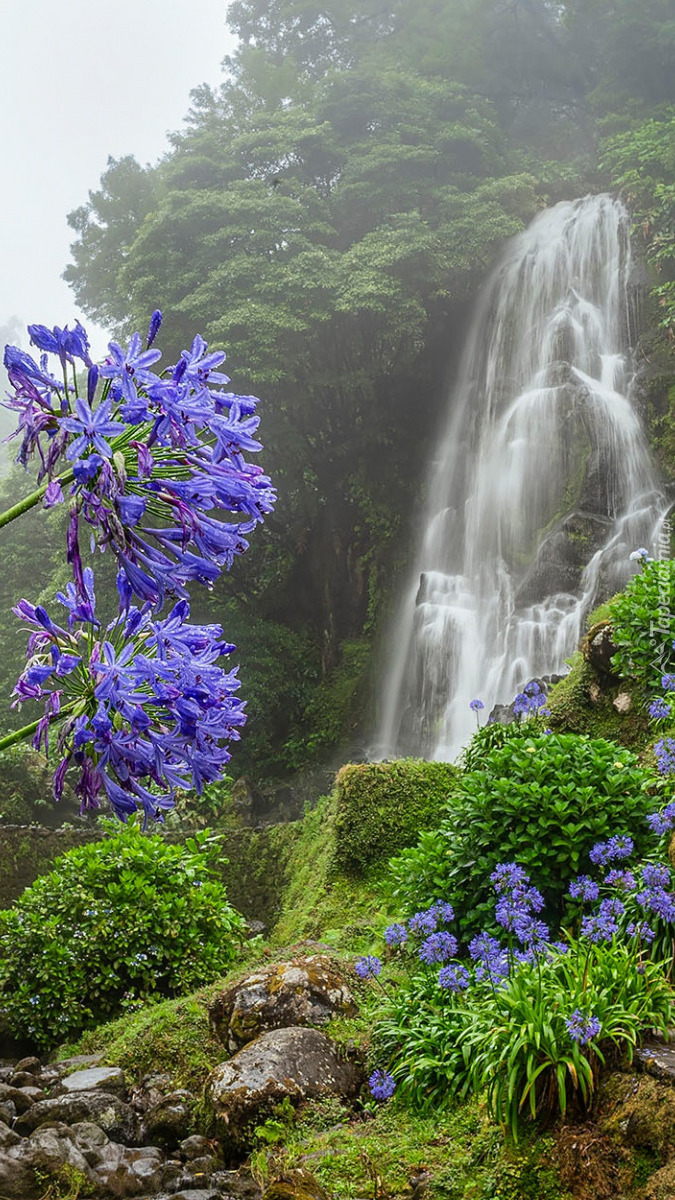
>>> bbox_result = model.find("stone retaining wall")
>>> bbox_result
[0,822,299,926]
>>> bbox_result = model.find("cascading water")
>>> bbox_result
[376,193,667,762]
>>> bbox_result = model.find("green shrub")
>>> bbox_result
[0,821,245,1048]
[332,759,458,875]
[390,733,654,938]
[609,558,675,691]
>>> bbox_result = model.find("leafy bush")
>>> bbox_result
[390,732,654,938]
[0,822,245,1048]
[332,759,458,875]
[609,558,675,691]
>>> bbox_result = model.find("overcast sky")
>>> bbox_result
[1,0,234,360]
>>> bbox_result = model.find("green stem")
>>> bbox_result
[0,702,78,753]
[0,467,75,531]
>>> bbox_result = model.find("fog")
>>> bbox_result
[0,0,233,359]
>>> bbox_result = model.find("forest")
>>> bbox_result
[2,0,673,779]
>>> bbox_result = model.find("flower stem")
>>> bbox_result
[0,466,75,531]
[0,702,78,752]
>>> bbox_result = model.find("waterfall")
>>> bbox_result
[376,194,666,762]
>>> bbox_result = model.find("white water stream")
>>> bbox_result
[375,194,667,761]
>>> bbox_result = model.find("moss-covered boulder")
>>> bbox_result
[331,759,458,875]
[262,1167,331,1200]
[209,954,357,1053]
[208,1027,362,1154]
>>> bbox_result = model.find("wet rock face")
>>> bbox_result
[209,955,358,1053]
[208,1025,362,1151]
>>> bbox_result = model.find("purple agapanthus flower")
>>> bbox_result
[568,876,600,902]
[369,1069,395,1100]
[649,697,672,720]
[566,1010,601,1045]
[589,836,634,865]
[354,956,382,979]
[438,964,470,992]
[384,923,407,947]
[418,931,458,964]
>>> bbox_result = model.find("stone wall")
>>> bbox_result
[0,822,299,926]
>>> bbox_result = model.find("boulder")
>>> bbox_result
[262,1168,331,1200]
[208,1026,361,1149]
[15,1089,137,1144]
[583,621,619,680]
[59,1065,126,1095]
[142,1092,193,1147]
[613,691,633,714]
[0,1083,37,1113]
[209,954,358,1052]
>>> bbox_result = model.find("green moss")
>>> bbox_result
[271,795,394,951]
[71,982,228,1093]
[546,653,650,749]
[263,1097,571,1200]
[332,759,459,876]
[282,639,372,772]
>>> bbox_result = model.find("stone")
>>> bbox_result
[0,1119,21,1149]
[588,681,602,704]
[54,1053,104,1074]
[16,1086,45,1104]
[69,1120,112,1166]
[635,1038,675,1083]
[15,1090,137,1144]
[10,1071,40,1088]
[142,1092,193,1146]
[209,954,358,1052]
[0,1083,37,1113]
[583,621,619,679]
[208,1026,362,1149]
[180,1134,215,1160]
[59,1065,126,1095]
[0,1102,15,1126]
[27,1125,91,1176]
[13,1056,41,1075]
[613,691,633,714]
[262,1167,331,1200]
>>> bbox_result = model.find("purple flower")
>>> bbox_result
[383,923,407,947]
[589,836,634,865]
[60,396,123,461]
[408,909,439,936]
[469,698,484,711]
[566,1010,601,1045]
[655,738,675,776]
[568,876,600,902]
[490,863,528,894]
[642,864,671,889]
[650,698,672,720]
[581,913,619,943]
[605,868,636,890]
[418,931,458,964]
[662,675,675,692]
[430,900,455,924]
[369,1070,395,1101]
[647,803,675,835]
[146,309,163,348]
[438,964,470,992]
[354,956,382,979]
[627,921,656,944]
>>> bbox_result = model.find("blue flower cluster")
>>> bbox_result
[566,837,675,947]
[4,318,275,608]
[565,1009,601,1045]
[654,738,675,776]
[11,575,245,824]
[4,314,275,823]
[512,680,549,720]
[368,1069,396,1100]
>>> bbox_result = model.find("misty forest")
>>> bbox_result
[3,1,675,1197]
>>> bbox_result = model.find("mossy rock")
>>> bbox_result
[332,759,458,875]
[600,1073,675,1158]
[546,653,650,749]
[262,1167,331,1200]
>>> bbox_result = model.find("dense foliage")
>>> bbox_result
[390,732,654,938]
[0,823,244,1047]
[609,556,675,692]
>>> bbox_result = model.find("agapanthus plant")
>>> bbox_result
[1,312,275,823]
